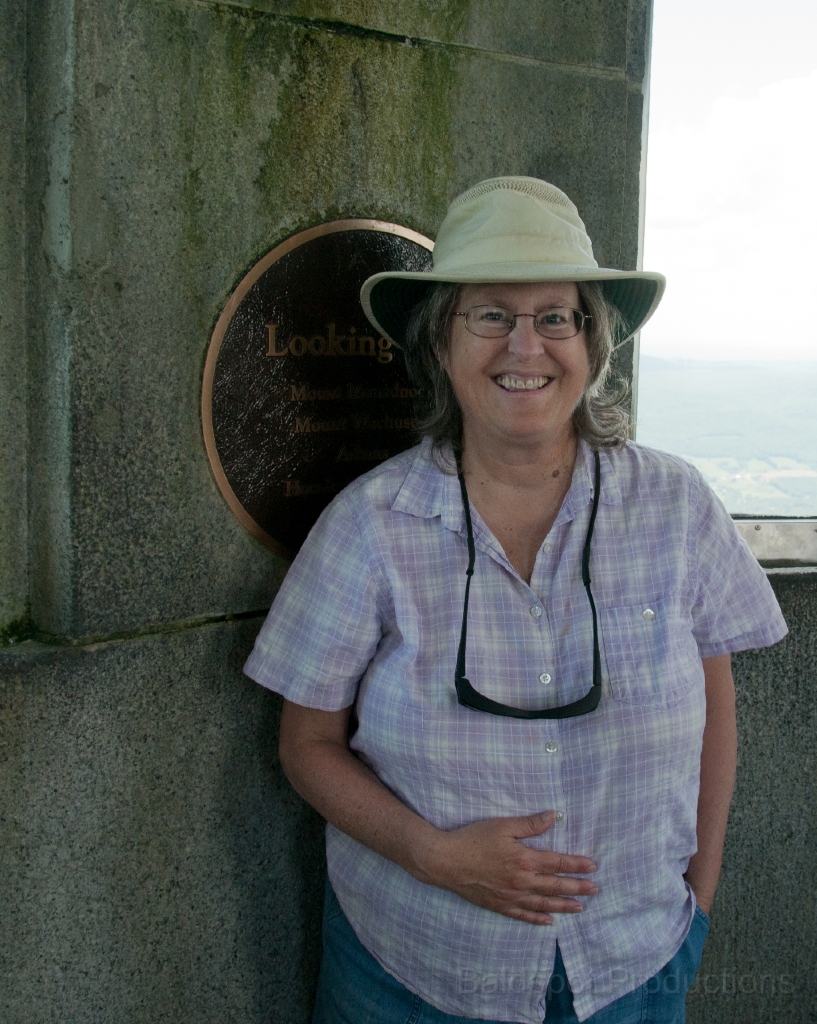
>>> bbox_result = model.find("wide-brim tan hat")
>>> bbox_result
[361,176,665,346]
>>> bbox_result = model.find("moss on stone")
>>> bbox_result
[0,614,33,648]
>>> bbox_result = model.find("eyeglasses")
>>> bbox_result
[454,450,602,720]
[454,305,591,340]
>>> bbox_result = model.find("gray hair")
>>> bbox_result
[402,281,630,464]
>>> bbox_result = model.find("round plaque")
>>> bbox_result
[202,220,434,557]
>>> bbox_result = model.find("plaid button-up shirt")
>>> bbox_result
[245,438,787,1022]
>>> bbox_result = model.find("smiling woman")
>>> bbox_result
[243,177,788,1024]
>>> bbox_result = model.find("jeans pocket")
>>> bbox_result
[681,907,710,983]
[641,918,709,1024]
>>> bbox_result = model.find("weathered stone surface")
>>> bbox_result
[224,0,636,71]
[0,617,324,1024]
[0,1,28,637]
[688,571,817,1024]
[27,0,648,639]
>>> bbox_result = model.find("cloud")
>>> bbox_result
[641,70,817,360]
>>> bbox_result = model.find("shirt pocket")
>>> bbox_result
[599,598,701,708]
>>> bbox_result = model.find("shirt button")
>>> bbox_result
[543,543,552,553]
[545,742,558,753]
[642,608,656,621]
[554,811,564,822]
[539,672,552,685]
[530,605,543,618]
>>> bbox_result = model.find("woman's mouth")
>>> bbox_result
[494,373,551,391]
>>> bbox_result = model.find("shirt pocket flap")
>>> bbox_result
[599,599,702,708]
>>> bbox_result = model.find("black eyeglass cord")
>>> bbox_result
[454,450,602,720]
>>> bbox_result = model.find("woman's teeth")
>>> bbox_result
[494,374,550,391]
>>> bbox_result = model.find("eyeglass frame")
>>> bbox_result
[453,305,592,340]
[454,449,602,720]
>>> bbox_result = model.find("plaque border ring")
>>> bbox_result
[202,219,434,557]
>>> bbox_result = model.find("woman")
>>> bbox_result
[244,177,787,1023]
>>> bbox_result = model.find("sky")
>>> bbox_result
[640,0,817,361]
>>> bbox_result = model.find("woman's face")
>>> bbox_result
[442,281,590,452]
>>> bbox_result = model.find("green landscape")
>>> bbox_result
[635,357,817,516]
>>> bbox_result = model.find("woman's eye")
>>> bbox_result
[540,309,568,325]
[478,308,511,323]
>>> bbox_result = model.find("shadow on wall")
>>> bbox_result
[225,625,327,1020]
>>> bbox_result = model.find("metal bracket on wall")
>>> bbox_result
[734,520,817,569]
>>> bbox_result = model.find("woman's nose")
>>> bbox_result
[506,316,545,358]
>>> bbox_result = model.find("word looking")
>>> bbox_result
[267,324,393,364]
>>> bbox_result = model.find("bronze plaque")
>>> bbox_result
[202,220,434,557]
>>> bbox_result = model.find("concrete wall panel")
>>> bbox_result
[0,618,324,1024]
[689,572,817,1023]
[27,0,650,639]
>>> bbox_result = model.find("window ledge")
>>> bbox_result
[734,520,817,568]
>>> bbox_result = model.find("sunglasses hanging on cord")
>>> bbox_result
[454,450,602,720]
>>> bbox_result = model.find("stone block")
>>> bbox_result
[0,617,324,1024]
[28,0,646,639]
[688,572,817,1023]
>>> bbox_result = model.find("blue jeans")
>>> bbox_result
[312,882,709,1024]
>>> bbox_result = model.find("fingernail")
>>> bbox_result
[588,886,599,895]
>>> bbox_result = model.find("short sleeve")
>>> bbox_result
[689,468,788,658]
[243,496,383,710]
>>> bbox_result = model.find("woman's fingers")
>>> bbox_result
[536,850,598,876]
[532,871,599,897]
[515,894,588,916]
[460,886,589,922]
[505,813,597,872]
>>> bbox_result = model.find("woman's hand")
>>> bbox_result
[420,811,598,925]
[279,701,597,925]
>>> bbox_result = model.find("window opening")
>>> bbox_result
[636,0,817,543]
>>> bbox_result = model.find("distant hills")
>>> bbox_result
[635,356,817,516]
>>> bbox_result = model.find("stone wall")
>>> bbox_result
[12,0,651,643]
[1,1,814,1021]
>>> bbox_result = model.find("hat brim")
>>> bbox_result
[361,265,666,347]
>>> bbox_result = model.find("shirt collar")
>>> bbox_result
[556,439,623,525]
[392,435,623,532]
[392,437,463,532]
